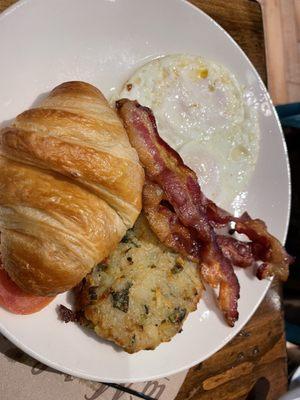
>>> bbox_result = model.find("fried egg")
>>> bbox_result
[115,54,260,211]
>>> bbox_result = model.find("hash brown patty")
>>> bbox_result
[77,214,203,353]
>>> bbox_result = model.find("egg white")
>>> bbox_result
[115,54,260,211]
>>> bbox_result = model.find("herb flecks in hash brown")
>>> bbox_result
[77,214,203,353]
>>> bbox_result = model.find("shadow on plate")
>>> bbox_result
[30,91,50,108]
[0,90,49,130]
[0,116,14,129]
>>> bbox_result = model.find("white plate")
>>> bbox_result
[0,0,290,383]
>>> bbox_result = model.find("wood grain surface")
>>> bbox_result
[175,280,287,400]
[259,0,300,104]
[189,0,267,84]
[0,1,288,400]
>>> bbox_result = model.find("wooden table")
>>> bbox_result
[0,1,288,399]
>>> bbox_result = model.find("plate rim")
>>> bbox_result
[0,0,291,383]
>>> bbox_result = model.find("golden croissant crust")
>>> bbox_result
[0,81,144,295]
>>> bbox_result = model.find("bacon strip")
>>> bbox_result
[117,99,240,326]
[116,99,293,326]
[143,180,254,269]
[216,236,254,269]
[199,198,293,279]
[143,180,203,261]
[234,213,293,281]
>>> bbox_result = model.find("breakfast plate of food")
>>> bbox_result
[0,0,291,382]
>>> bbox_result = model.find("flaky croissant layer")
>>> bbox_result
[0,81,144,295]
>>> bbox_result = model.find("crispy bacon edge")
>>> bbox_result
[116,99,293,326]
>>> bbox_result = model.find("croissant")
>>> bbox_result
[0,81,144,295]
